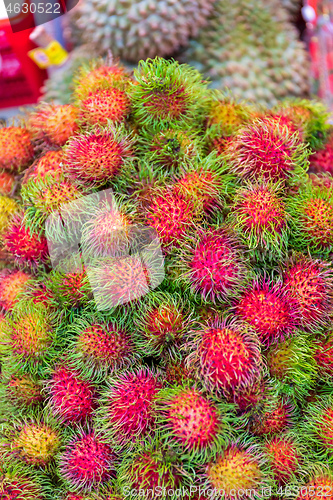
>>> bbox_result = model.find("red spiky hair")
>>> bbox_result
[97,368,162,447]
[29,103,79,146]
[282,254,333,330]
[297,475,333,500]
[235,276,299,347]
[63,127,133,187]
[79,88,130,126]
[47,366,96,424]
[226,119,308,184]
[2,215,48,268]
[250,400,294,436]
[186,315,263,396]
[0,126,34,172]
[265,435,301,484]
[74,63,128,102]
[314,332,333,380]
[310,135,333,175]
[59,429,115,492]
[0,269,31,311]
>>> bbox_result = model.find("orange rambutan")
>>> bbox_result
[0,170,16,195]
[29,103,79,146]
[0,126,34,172]
[79,88,130,126]
[0,268,31,311]
[23,150,64,184]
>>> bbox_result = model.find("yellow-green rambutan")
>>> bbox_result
[0,195,19,236]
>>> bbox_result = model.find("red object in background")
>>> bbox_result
[0,13,47,109]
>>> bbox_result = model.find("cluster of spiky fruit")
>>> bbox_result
[1,56,333,500]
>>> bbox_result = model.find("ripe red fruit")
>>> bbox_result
[264,435,301,484]
[0,126,34,172]
[0,269,31,311]
[79,88,130,126]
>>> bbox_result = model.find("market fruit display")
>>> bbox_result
[1,56,333,499]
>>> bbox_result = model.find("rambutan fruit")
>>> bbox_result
[0,269,31,311]
[0,170,16,195]
[164,358,194,386]
[96,367,163,448]
[145,188,196,249]
[46,365,96,425]
[29,103,79,146]
[287,181,333,256]
[118,436,186,499]
[79,88,130,127]
[73,60,129,103]
[58,428,115,492]
[313,331,333,381]
[2,302,56,374]
[131,57,209,129]
[301,395,333,462]
[0,126,34,172]
[22,150,64,184]
[282,254,333,330]
[175,226,251,303]
[63,125,133,188]
[185,315,263,397]
[226,180,289,260]
[4,372,43,409]
[8,416,62,467]
[265,334,317,399]
[309,172,333,191]
[264,434,302,484]
[295,472,333,500]
[133,290,191,360]
[249,398,295,437]
[202,440,270,500]
[273,98,330,150]
[156,385,235,460]
[48,267,92,310]
[2,215,49,269]
[207,91,253,136]
[234,276,299,347]
[226,377,267,414]
[309,134,333,175]
[66,312,137,381]
[0,466,44,500]
[0,195,19,236]
[226,119,309,185]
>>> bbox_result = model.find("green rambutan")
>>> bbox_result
[2,215,49,269]
[301,395,333,462]
[58,428,115,492]
[282,254,333,330]
[202,440,270,500]
[0,170,16,195]
[47,266,92,310]
[226,180,289,260]
[130,57,209,129]
[0,195,19,236]
[29,103,79,147]
[95,367,163,447]
[225,118,309,185]
[22,150,64,184]
[3,371,43,409]
[175,226,251,303]
[66,312,137,381]
[185,315,263,396]
[46,365,97,425]
[234,276,299,347]
[79,88,131,127]
[0,269,31,312]
[273,98,330,150]
[118,435,186,499]
[0,465,44,500]
[264,434,302,485]
[287,181,333,256]
[156,385,235,460]
[63,125,133,188]
[133,290,191,360]
[0,126,34,172]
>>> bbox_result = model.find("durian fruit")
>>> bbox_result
[75,0,215,62]
[183,0,310,107]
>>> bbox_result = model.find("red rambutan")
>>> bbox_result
[0,269,31,311]
[79,88,130,126]
[147,128,201,170]
[250,400,293,436]
[23,150,64,184]
[47,366,96,424]
[96,368,163,447]
[314,332,333,380]
[176,226,251,303]
[73,62,129,102]
[235,276,299,347]
[310,134,333,175]
[59,429,115,492]
[1,470,43,500]
[49,268,91,309]
[186,315,263,396]
[296,474,333,500]
[29,103,79,146]
[0,126,34,172]
[226,377,267,413]
[264,434,301,484]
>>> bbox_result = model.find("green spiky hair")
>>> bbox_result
[263,431,304,486]
[226,179,290,261]
[155,383,236,461]
[265,332,318,400]
[118,433,192,499]
[64,310,139,382]
[287,177,333,257]
[0,300,58,376]
[0,369,43,413]
[130,57,210,129]
[132,290,193,361]
[0,461,47,500]
[274,98,331,151]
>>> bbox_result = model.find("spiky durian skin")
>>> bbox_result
[76,0,215,62]
[183,0,310,107]
[130,58,210,129]
[185,315,263,397]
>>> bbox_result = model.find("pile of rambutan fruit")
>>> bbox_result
[2,56,333,500]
